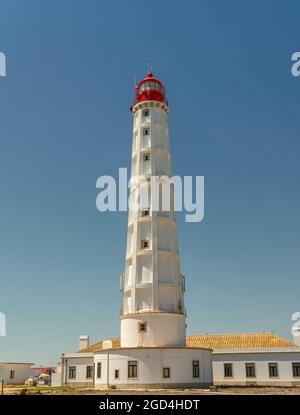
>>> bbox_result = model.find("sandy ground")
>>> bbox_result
[2,386,300,395]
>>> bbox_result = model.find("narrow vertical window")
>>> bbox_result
[192,360,200,378]
[245,363,256,378]
[163,367,170,378]
[128,361,138,378]
[292,362,300,377]
[224,363,233,377]
[86,365,93,379]
[68,366,76,379]
[268,362,278,377]
[97,362,102,378]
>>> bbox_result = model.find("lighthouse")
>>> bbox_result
[92,71,212,388]
[53,71,213,389]
[120,72,186,348]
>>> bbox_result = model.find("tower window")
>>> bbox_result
[192,360,200,378]
[138,321,147,332]
[68,366,76,380]
[141,240,150,249]
[115,369,120,379]
[143,128,150,136]
[178,300,182,312]
[143,153,150,161]
[163,367,170,378]
[142,209,150,217]
[143,109,149,117]
[269,362,278,378]
[128,361,138,378]
[224,363,233,378]
[245,363,256,378]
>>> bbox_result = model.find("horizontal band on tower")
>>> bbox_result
[131,100,169,114]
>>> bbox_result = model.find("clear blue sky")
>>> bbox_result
[0,0,299,365]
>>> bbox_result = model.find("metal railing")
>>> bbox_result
[120,304,186,317]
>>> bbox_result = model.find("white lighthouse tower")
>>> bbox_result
[92,72,212,388]
[120,72,186,348]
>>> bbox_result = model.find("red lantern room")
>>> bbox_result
[132,72,168,109]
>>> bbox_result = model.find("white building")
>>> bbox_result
[52,331,300,388]
[190,332,300,387]
[0,362,33,385]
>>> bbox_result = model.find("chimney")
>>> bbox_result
[79,335,89,351]
[102,339,113,350]
[293,327,300,347]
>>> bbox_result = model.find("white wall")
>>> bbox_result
[94,348,212,388]
[56,348,212,388]
[120,313,186,347]
[213,350,300,386]
[63,355,94,386]
[0,363,33,384]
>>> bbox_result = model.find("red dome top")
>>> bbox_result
[132,71,168,109]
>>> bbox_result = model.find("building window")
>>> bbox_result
[138,321,147,333]
[128,360,138,378]
[141,239,150,249]
[68,366,76,380]
[97,362,101,379]
[143,153,150,161]
[10,370,15,380]
[292,362,300,377]
[163,367,170,378]
[192,360,200,378]
[269,362,278,377]
[142,209,150,217]
[143,109,149,117]
[245,363,256,378]
[86,365,93,379]
[115,369,120,379]
[224,363,233,378]
[143,128,150,136]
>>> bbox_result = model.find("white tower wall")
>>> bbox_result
[121,98,186,348]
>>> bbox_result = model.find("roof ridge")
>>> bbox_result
[187,331,276,337]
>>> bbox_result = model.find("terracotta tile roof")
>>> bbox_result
[79,332,297,353]
[186,332,298,350]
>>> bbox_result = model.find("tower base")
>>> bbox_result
[94,346,212,389]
